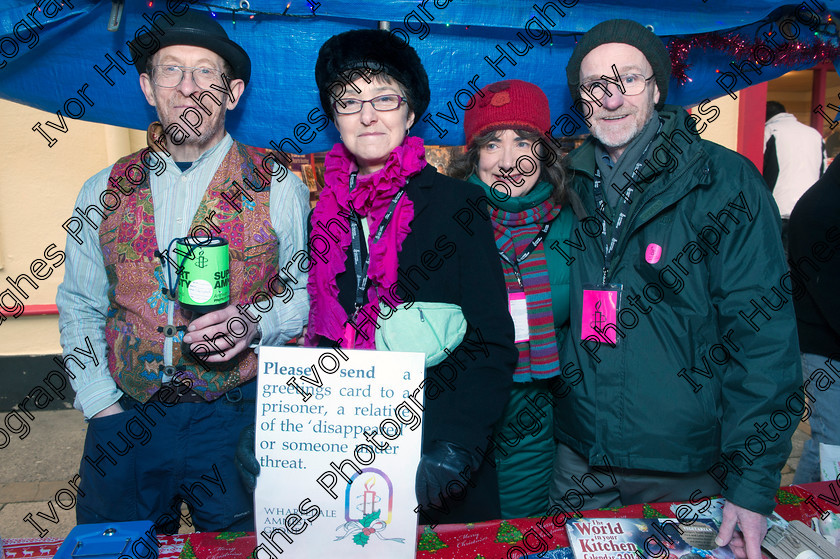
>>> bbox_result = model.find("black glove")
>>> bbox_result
[415,440,478,509]
[235,423,260,492]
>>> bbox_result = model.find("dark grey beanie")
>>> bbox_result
[566,19,670,110]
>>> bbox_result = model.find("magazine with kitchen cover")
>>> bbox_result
[566,517,736,559]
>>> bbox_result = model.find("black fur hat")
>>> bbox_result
[315,29,430,121]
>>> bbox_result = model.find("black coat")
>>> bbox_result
[789,155,840,356]
[323,163,517,523]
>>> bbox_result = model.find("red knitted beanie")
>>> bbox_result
[464,79,550,147]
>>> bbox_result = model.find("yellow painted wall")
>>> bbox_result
[0,99,145,356]
[690,93,740,151]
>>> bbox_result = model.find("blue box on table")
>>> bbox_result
[54,522,158,559]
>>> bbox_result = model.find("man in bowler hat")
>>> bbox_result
[56,10,308,531]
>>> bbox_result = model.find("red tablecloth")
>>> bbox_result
[414,483,840,559]
[2,534,189,559]
[5,483,838,559]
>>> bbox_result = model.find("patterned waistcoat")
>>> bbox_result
[99,140,280,402]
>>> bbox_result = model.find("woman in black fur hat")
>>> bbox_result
[306,29,518,524]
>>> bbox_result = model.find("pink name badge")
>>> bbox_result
[581,288,619,344]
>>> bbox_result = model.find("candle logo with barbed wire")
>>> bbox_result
[335,468,404,548]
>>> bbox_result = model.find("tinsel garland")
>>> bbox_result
[668,33,840,84]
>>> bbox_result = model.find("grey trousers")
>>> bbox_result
[549,442,722,511]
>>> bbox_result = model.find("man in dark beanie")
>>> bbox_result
[56,10,309,532]
[554,19,799,559]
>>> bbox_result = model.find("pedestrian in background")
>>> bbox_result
[789,156,840,484]
[763,100,825,252]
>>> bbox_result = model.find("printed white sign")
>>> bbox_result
[254,346,425,558]
[820,442,840,481]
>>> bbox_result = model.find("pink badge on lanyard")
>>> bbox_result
[581,287,620,344]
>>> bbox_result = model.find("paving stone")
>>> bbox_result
[0,410,85,486]
[0,483,39,503]
[0,501,76,539]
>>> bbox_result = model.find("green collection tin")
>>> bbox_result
[176,236,230,313]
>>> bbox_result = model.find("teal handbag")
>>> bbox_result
[375,302,467,367]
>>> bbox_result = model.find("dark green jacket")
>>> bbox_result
[556,105,801,515]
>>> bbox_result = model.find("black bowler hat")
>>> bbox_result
[130,10,251,85]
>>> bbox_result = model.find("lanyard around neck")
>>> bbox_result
[498,222,552,288]
[348,171,406,308]
[592,118,662,284]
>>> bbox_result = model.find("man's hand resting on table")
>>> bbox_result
[716,501,768,559]
[183,304,259,362]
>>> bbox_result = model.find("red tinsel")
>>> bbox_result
[668,32,840,84]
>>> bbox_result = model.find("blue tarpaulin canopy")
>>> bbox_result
[1,0,839,152]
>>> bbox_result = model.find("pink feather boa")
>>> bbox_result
[306,136,427,348]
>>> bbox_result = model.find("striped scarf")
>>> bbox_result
[470,176,561,381]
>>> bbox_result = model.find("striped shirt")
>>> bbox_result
[56,134,309,418]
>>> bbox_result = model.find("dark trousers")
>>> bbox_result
[76,382,256,534]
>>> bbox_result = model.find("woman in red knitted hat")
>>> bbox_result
[449,79,577,519]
